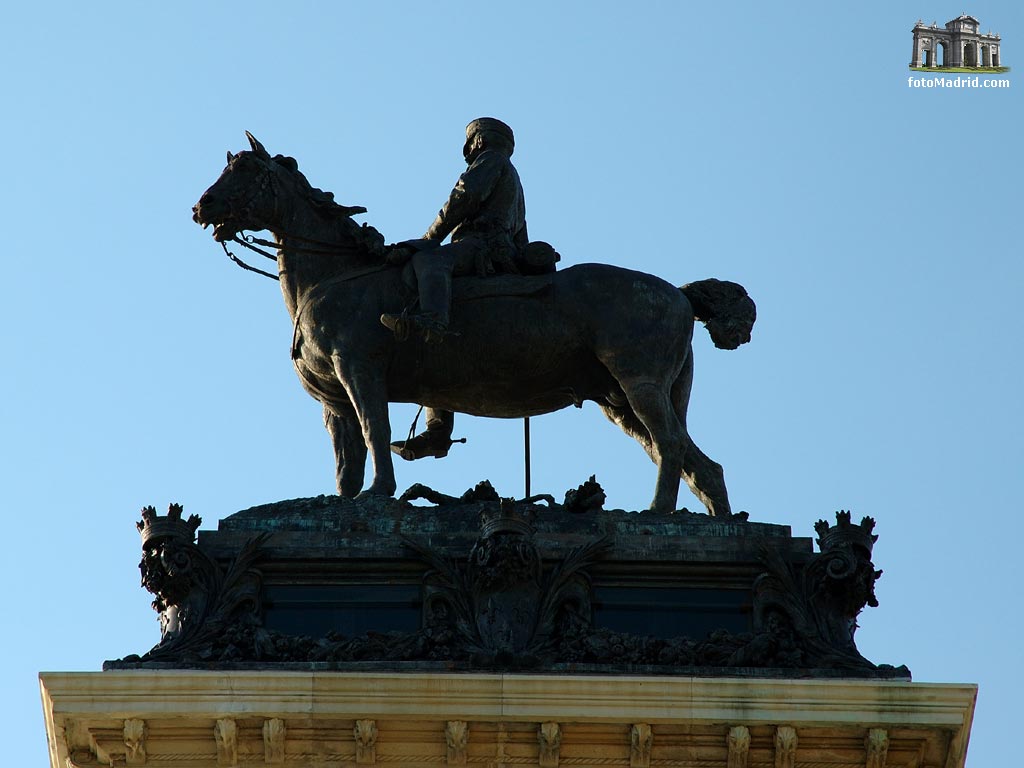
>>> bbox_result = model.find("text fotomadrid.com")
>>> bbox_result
[907,75,1010,88]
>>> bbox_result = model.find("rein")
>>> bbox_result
[222,230,391,284]
[222,237,279,281]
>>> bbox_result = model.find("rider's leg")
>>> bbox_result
[425,408,454,437]
[412,250,454,340]
[380,249,456,343]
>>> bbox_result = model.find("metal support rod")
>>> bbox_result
[524,417,531,499]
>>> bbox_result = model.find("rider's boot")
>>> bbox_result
[380,309,448,344]
[379,312,411,341]
[391,410,456,460]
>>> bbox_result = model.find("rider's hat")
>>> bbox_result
[464,117,514,157]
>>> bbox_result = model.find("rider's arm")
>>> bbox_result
[423,151,503,241]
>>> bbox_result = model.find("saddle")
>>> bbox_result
[452,272,554,303]
[400,240,560,303]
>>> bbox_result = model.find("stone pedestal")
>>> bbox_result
[109,491,900,675]
[40,487,977,767]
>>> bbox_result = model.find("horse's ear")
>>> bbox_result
[245,131,270,159]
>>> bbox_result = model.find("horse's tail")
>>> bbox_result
[680,279,756,350]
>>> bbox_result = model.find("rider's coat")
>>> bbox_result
[424,148,528,276]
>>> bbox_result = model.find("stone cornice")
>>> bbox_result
[40,671,979,724]
[41,671,976,768]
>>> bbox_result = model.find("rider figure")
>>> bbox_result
[380,117,528,460]
[382,117,527,341]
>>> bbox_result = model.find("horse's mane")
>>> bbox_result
[273,153,388,259]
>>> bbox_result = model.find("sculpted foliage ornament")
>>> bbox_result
[404,500,613,666]
[137,503,202,616]
[214,719,237,768]
[537,722,562,768]
[751,511,883,670]
[445,721,469,767]
[630,724,653,768]
[563,475,606,514]
[727,726,751,768]
[132,504,268,663]
[123,720,146,766]
[263,719,286,765]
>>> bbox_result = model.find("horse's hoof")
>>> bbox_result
[355,486,396,501]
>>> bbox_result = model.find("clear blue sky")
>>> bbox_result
[2,2,1020,765]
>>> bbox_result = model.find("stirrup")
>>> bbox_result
[390,433,467,461]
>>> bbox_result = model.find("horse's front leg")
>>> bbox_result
[323,402,367,497]
[333,355,396,498]
[619,379,685,514]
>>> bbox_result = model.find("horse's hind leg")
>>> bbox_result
[600,403,655,463]
[323,402,367,497]
[681,440,730,517]
[672,353,731,516]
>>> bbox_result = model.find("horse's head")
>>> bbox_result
[193,132,282,242]
[192,132,369,244]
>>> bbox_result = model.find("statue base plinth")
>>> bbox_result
[111,483,904,677]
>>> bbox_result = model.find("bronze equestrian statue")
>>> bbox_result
[193,130,756,515]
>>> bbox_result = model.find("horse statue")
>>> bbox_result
[192,133,756,515]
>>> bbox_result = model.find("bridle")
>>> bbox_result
[214,154,382,283]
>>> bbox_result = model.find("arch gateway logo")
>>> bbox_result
[907,14,1010,88]
[910,15,1008,71]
